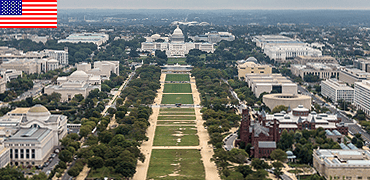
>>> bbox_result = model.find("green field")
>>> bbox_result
[158,116,196,120]
[159,112,196,115]
[147,149,205,180]
[160,108,195,112]
[163,84,192,93]
[161,94,193,104]
[167,58,187,65]
[165,74,190,82]
[153,126,199,146]
[157,121,196,125]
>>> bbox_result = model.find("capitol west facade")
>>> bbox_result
[141,26,215,58]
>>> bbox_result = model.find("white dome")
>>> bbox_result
[152,34,161,38]
[70,70,88,78]
[246,57,258,63]
[173,25,183,35]
[27,104,51,121]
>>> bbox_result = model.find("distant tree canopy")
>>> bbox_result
[304,74,321,82]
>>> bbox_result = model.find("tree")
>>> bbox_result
[0,166,27,180]
[272,105,288,114]
[57,161,67,169]
[108,107,117,115]
[228,149,249,164]
[236,165,253,178]
[59,149,73,162]
[30,172,47,180]
[272,161,284,178]
[270,149,288,162]
[67,168,80,177]
[88,156,104,169]
[251,158,271,170]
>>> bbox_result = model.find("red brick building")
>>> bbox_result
[236,108,280,158]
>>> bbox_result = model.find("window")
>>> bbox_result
[26,149,29,159]
[31,149,35,159]
[358,177,363,180]
[14,149,18,159]
[10,149,12,159]
[20,149,24,159]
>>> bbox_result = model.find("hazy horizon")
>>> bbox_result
[58,0,370,10]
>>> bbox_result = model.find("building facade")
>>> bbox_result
[41,48,69,65]
[58,33,109,46]
[313,149,370,180]
[0,105,67,166]
[245,74,297,97]
[263,94,311,110]
[339,67,370,85]
[263,105,348,134]
[77,61,119,81]
[354,80,370,115]
[253,35,322,62]
[291,63,339,80]
[294,56,337,65]
[45,70,101,101]
[141,26,215,58]
[238,59,272,79]
[188,31,235,44]
[235,108,279,158]
[321,79,354,103]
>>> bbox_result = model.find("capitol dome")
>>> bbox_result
[70,70,89,78]
[27,104,51,121]
[173,25,183,35]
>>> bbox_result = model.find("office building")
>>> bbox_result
[291,63,339,80]
[353,58,370,73]
[237,57,272,79]
[76,61,119,81]
[294,56,337,65]
[0,69,22,82]
[58,33,109,46]
[45,70,101,101]
[188,31,235,44]
[0,58,59,74]
[253,35,322,62]
[41,48,69,65]
[313,149,370,180]
[339,67,370,85]
[141,26,215,58]
[354,80,370,115]
[321,79,354,103]
[0,105,67,166]
[245,74,297,97]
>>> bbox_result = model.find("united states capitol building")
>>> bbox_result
[140,26,215,58]
[0,105,67,167]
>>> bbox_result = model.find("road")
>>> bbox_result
[223,132,238,151]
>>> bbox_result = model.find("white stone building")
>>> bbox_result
[245,74,297,97]
[0,69,22,82]
[45,70,101,101]
[188,31,235,44]
[339,67,370,85]
[58,33,109,46]
[41,48,68,65]
[321,79,354,103]
[0,105,67,166]
[253,35,322,62]
[141,26,215,58]
[354,80,370,115]
[291,63,339,80]
[76,61,119,81]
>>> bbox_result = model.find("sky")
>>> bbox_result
[58,0,370,10]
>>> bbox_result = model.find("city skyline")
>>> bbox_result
[59,0,370,10]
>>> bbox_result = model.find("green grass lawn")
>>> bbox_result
[165,74,190,82]
[158,116,196,120]
[163,84,192,93]
[153,126,199,146]
[160,108,195,112]
[159,112,196,115]
[157,121,196,125]
[87,166,122,179]
[161,94,193,104]
[147,149,205,180]
[167,58,187,65]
